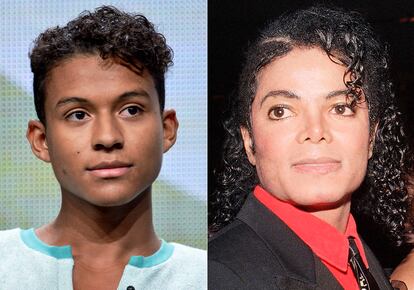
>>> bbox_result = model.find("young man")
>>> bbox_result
[209,5,408,290]
[0,6,206,290]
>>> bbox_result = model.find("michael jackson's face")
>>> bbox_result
[27,54,178,206]
[241,47,372,211]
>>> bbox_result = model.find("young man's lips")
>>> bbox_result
[87,161,132,178]
[292,158,341,174]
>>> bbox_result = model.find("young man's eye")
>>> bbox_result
[120,105,143,117]
[331,103,355,116]
[268,106,295,120]
[66,111,89,121]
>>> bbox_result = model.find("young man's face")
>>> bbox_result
[241,47,373,210]
[27,54,177,206]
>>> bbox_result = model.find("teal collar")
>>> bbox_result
[128,240,174,268]
[20,228,72,259]
[20,228,174,267]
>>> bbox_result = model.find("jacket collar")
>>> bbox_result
[236,193,343,289]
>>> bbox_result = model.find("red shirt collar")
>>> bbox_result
[253,185,368,272]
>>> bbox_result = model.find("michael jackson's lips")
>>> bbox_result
[87,161,132,178]
[292,157,341,175]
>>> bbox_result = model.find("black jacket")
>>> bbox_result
[209,194,393,290]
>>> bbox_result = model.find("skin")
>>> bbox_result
[391,182,414,289]
[241,47,374,232]
[26,54,178,290]
[391,251,414,289]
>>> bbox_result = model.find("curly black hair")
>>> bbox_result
[209,5,409,245]
[403,145,414,242]
[30,5,173,124]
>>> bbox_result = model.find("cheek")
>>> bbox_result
[346,135,370,169]
[46,128,89,180]
[252,123,293,177]
[136,131,164,183]
[334,120,371,174]
[252,117,296,156]
[137,135,163,158]
[131,122,164,161]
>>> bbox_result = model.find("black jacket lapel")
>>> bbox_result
[237,194,343,289]
[212,193,392,290]
[314,256,344,290]
[362,240,394,290]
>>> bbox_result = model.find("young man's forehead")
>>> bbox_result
[43,55,158,110]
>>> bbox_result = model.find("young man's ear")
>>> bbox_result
[240,126,256,166]
[162,109,179,153]
[368,122,379,159]
[26,120,51,162]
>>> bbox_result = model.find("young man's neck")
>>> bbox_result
[36,188,160,267]
[308,200,352,233]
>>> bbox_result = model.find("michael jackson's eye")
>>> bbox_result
[268,105,295,120]
[331,103,355,116]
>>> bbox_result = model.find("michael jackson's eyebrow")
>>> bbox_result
[260,89,350,107]
[259,90,299,108]
[325,89,350,99]
[55,90,151,109]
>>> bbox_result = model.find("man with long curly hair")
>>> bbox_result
[209,5,408,289]
[0,6,206,289]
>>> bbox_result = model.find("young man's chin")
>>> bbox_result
[72,189,148,208]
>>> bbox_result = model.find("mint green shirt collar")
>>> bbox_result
[20,228,174,268]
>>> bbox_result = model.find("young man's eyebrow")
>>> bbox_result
[117,90,150,101]
[260,89,351,107]
[55,90,150,109]
[55,97,89,108]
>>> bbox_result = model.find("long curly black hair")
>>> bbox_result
[209,5,409,245]
[30,5,173,124]
[403,144,414,242]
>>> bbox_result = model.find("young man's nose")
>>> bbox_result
[296,113,333,144]
[91,117,124,151]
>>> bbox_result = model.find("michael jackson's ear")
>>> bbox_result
[369,122,379,159]
[240,126,256,166]
[26,120,50,163]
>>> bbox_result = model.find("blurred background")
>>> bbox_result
[0,0,206,249]
[209,0,414,267]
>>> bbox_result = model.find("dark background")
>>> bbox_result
[209,0,414,268]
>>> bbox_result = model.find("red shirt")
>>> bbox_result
[254,185,369,290]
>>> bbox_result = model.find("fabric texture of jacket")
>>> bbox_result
[209,194,393,290]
